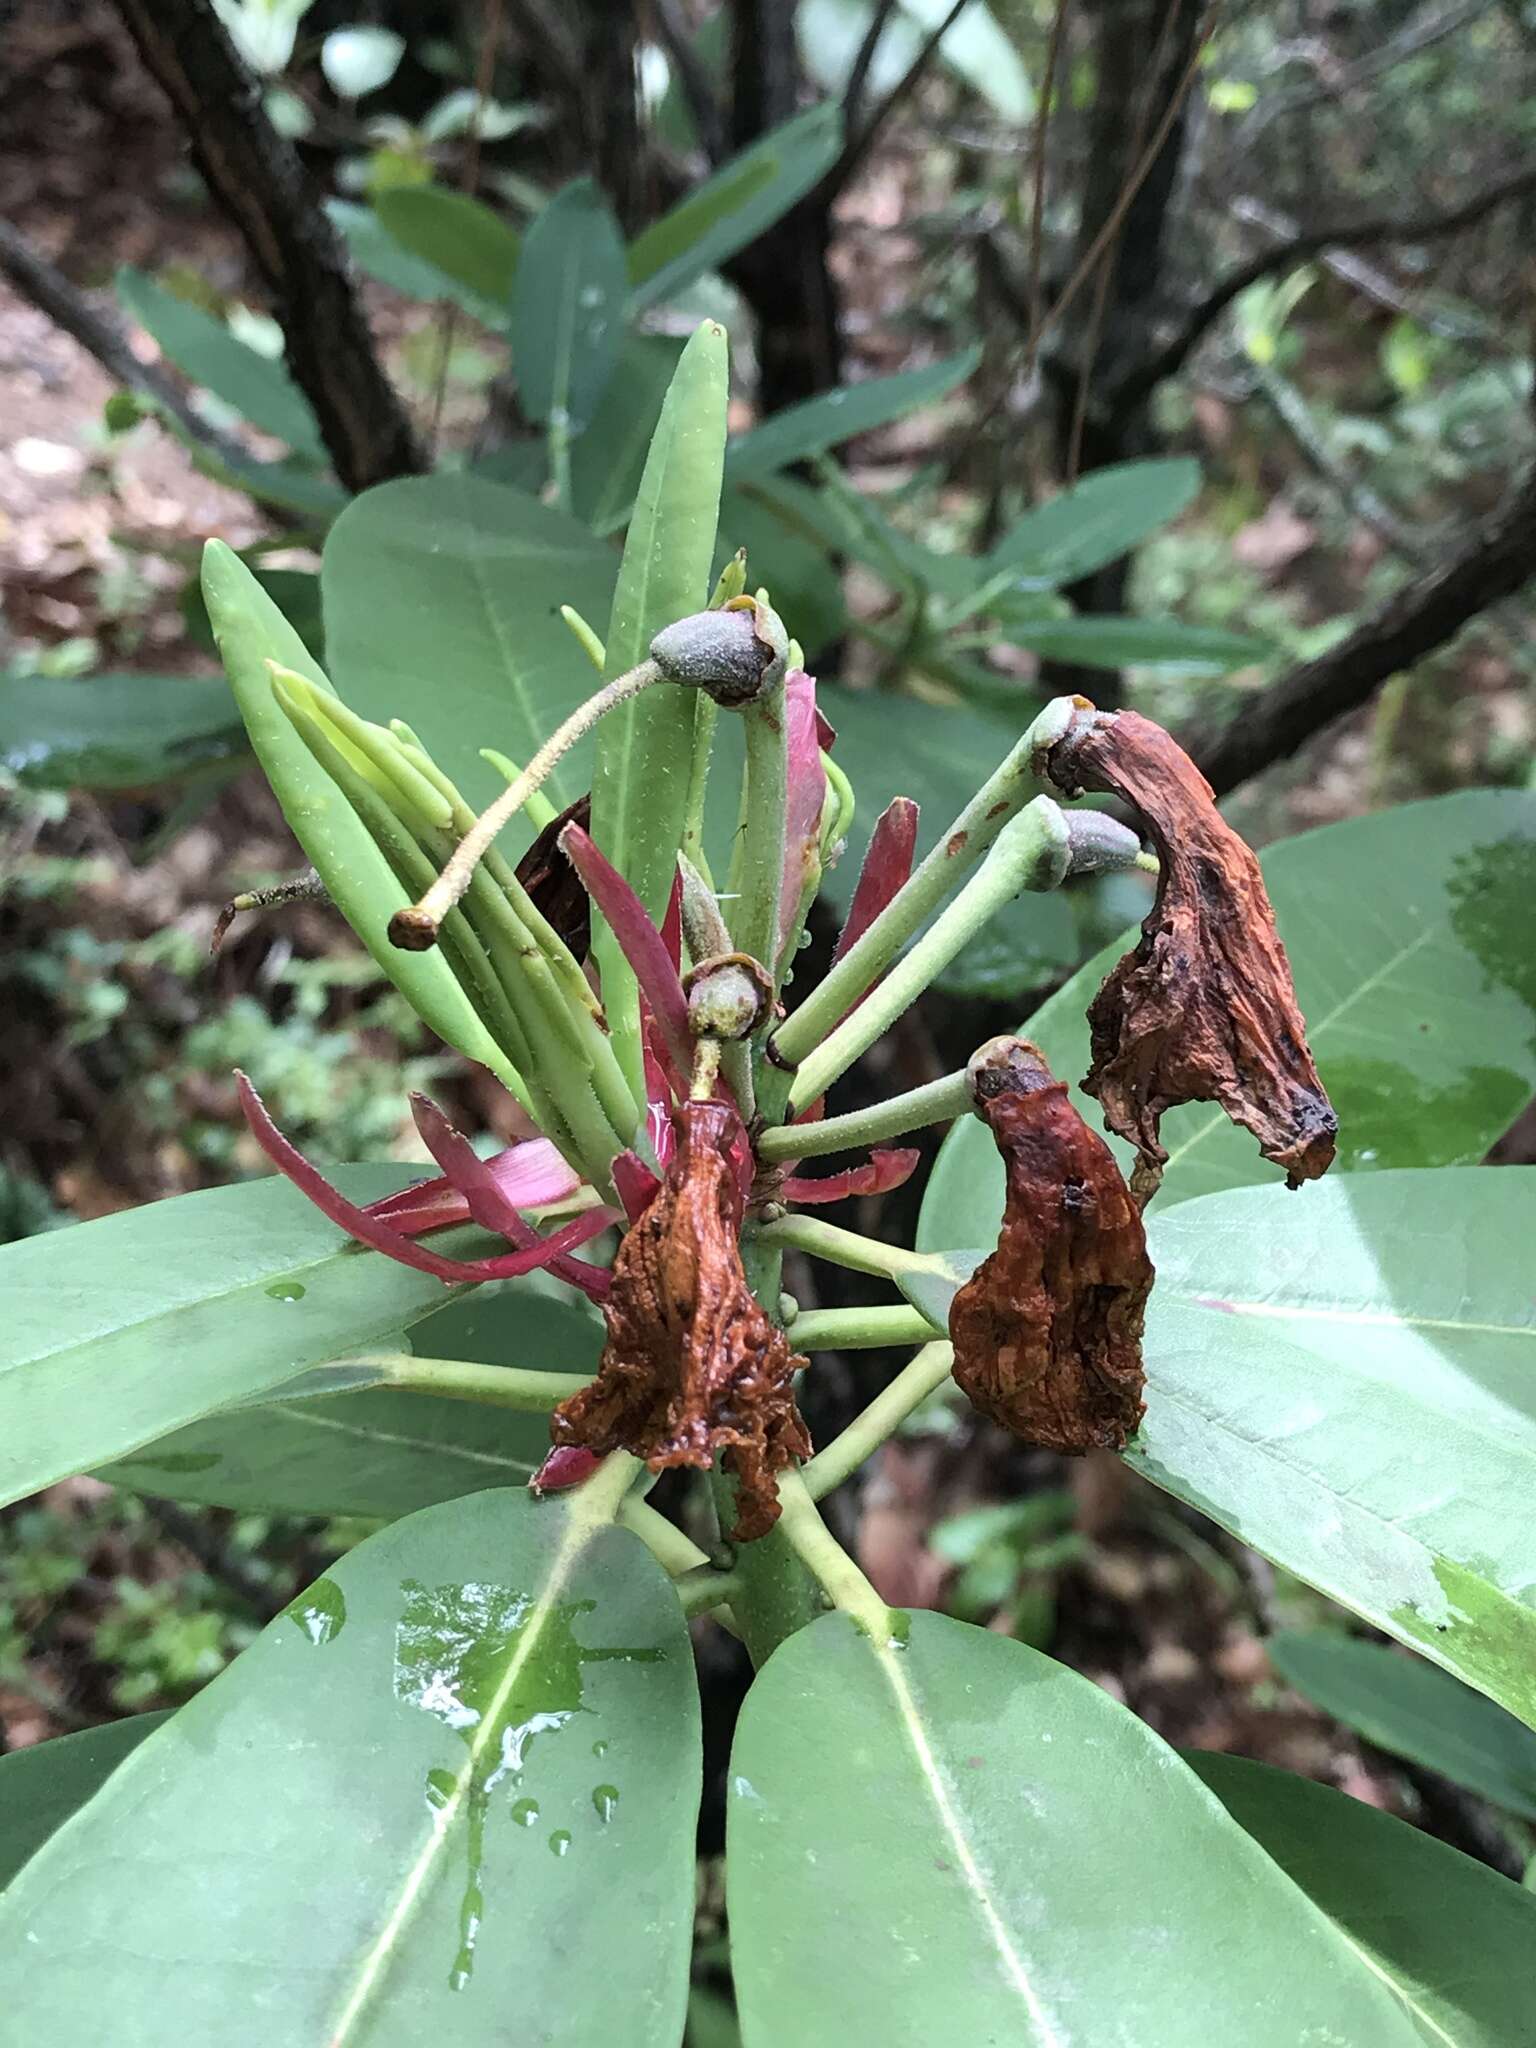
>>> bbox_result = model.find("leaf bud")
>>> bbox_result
[683,952,775,1040]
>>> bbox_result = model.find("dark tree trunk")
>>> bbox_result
[110,0,424,493]
[1040,0,1204,704]
[723,0,843,413]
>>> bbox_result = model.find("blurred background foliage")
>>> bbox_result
[2,0,1535,1932]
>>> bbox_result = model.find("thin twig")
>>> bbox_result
[830,0,972,197]
[1023,0,1073,368]
[653,0,726,162]
[0,221,255,474]
[841,0,903,136]
[1111,161,1536,411]
[1028,5,1219,376]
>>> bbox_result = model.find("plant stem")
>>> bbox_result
[674,1565,743,1619]
[773,1467,895,1645]
[802,1342,955,1500]
[788,798,1069,1111]
[711,1234,829,1667]
[756,1069,971,1162]
[575,1448,644,1523]
[730,677,789,978]
[618,1498,711,1575]
[772,695,1079,1070]
[313,1354,590,1409]
[788,1305,938,1350]
[754,1213,937,1281]
[391,660,663,947]
[680,699,719,882]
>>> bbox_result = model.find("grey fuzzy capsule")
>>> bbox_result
[650,599,787,707]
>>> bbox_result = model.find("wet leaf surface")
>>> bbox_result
[0,1489,699,2045]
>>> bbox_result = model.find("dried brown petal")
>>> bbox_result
[949,1038,1151,1454]
[1046,707,1336,1189]
[551,1099,809,1539]
[515,794,592,957]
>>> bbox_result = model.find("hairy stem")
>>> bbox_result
[772,697,1077,1069]
[391,661,662,946]
[756,1069,971,1161]
[802,1343,955,1500]
[754,1213,936,1281]
[789,1305,938,1351]
[788,797,1070,1110]
[773,1468,894,1644]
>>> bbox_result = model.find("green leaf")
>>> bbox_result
[331,197,488,307]
[0,1488,700,2042]
[374,188,521,320]
[321,473,619,823]
[628,103,843,312]
[986,458,1200,585]
[0,673,247,791]
[183,564,323,663]
[920,789,1536,1247]
[1189,1753,1536,2048]
[1268,1631,1536,1818]
[724,349,980,485]
[0,1169,472,1511]
[728,1610,1419,2047]
[569,334,685,535]
[203,539,520,1087]
[510,180,628,433]
[590,322,728,1086]
[995,614,1271,676]
[903,1168,1536,1728]
[116,265,325,457]
[0,1715,171,1894]
[99,1283,603,1518]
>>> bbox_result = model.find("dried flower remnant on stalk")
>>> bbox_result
[1044,705,1336,1191]
[551,1099,809,1539]
[949,1038,1152,1454]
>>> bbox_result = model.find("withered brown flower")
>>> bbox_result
[1045,706,1336,1191]
[551,1099,809,1540]
[949,1038,1152,1454]
[515,793,592,958]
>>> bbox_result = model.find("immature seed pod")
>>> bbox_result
[650,595,788,707]
[684,953,775,1041]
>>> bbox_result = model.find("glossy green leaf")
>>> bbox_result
[1268,1630,1536,1818]
[510,180,627,433]
[590,322,728,1085]
[1189,1753,1536,2047]
[728,1610,1419,2047]
[204,539,520,1086]
[569,334,686,535]
[0,1488,700,2044]
[724,349,980,486]
[986,458,1200,585]
[996,614,1271,675]
[0,1169,471,1510]
[321,473,619,822]
[920,790,1536,1247]
[117,265,324,456]
[903,1168,1536,1727]
[0,673,246,790]
[0,1715,172,1893]
[628,103,843,312]
[100,1283,603,1518]
[374,188,521,320]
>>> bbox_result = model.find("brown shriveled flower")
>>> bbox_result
[514,793,593,959]
[1044,706,1336,1192]
[550,1098,809,1540]
[949,1038,1152,1455]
